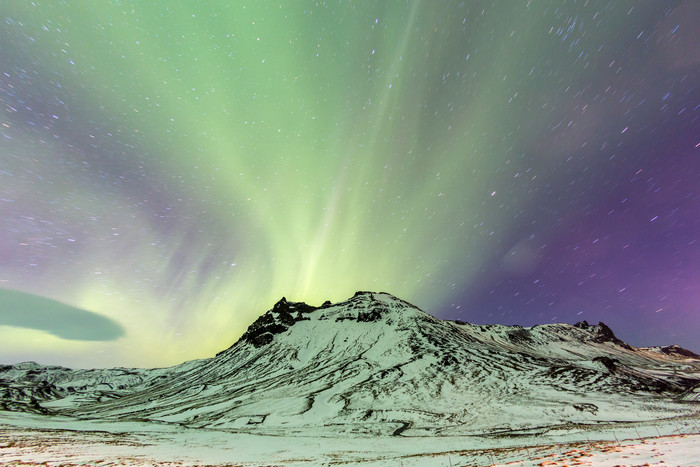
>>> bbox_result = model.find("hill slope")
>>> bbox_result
[2,291,699,436]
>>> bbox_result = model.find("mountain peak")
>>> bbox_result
[574,320,632,348]
[238,297,317,348]
[232,291,426,349]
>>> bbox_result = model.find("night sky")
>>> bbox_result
[1,1,698,368]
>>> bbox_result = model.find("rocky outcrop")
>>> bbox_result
[575,320,632,349]
[241,297,318,347]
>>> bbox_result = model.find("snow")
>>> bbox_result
[2,291,699,465]
[492,435,700,467]
[1,412,699,466]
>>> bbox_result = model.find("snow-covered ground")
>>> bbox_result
[1,412,699,466]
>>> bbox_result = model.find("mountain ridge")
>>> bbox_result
[2,291,699,436]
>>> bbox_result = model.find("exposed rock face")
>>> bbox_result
[593,355,619,373]
[357,309,382,322]
[659,345,700,358]
[575,320,632,348]
[240,297,318,347]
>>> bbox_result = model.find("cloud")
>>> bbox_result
[0,288,125,341]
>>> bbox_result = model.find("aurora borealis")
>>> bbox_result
[1,1,698,368]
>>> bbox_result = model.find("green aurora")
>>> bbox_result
[2,1,698,367]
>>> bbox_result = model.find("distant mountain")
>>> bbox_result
[2,291,699,436]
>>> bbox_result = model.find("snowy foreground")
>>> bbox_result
[1,412,699,466]
[2,292,700,465]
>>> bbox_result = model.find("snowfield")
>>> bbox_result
[1,414,699,466]
[2,291,699,465]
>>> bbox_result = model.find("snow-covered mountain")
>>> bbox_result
[2,291,699,436]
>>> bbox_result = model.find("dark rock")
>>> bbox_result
[358,308,383,322]
[272,297,290,314]
[573,403,598,414]
[508,327,532,344]
[593,322,622,344]
[277,310,296,327]
[238,298,320,347]
[291,302,318,314]
[593,356,619,373]
[249,332,274,348]
[659,345,700,358]
[576,321,632,349]
[439,354,458,366]
[241,313,289,347]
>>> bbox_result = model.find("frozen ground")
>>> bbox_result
[1,411,699,466]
